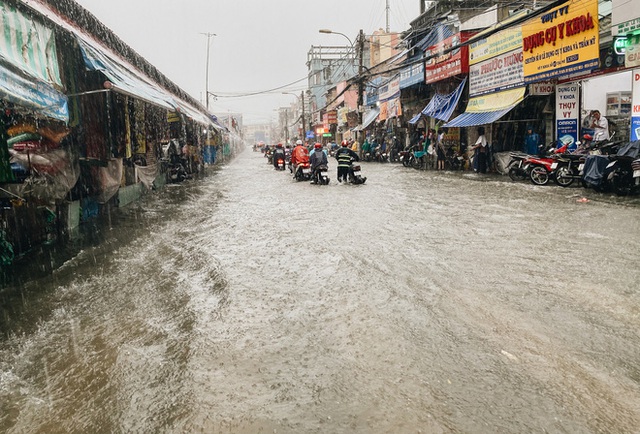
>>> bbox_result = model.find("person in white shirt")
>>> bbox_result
[471,126,488,173]
[590,110,610,142]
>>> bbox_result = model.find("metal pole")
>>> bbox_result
[301,92,305,140]
[357,29,365,147]
[201,32,216,110]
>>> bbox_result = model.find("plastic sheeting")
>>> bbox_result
[6,149,79,202]
[95,158,122,204]
[135,163,158,189]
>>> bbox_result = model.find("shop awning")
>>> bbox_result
[408,112,423,125]
[353,107,380,131]
[444,87,526,128]
[78,37,176,110]
[421,78,466,121]
[0,2,68,121]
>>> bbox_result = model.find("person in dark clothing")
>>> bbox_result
[272,143,286,169]
[309,142,328,183]
[335,140,359,182]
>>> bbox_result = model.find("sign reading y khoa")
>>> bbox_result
[522,0,599,83]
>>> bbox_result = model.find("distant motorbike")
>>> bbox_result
[311,164,330,185]
[275,157,286,171]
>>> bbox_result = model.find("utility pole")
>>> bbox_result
[301,91,306,141]
[201,32,216,110]
[357,29,365,145]
[386,0,390,33]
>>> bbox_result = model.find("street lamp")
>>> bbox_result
[200,32,217,110]
[282,91,306,140]
[318,29,353,47]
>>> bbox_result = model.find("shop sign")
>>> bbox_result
[469,26,523,96]
[425,32,472,84]
[529,81,555,95]
[625,34,640,68]
[338,107,350,125]
[615,18,640,36]
[522,0,599,83]
[327,110,337,124]
[612,0,640,36]
[632,70,640,141]
[555,83,580,147]
[387,97,403,118]
[379,101,388,121]
[400,62,425,89]
[379,77,401,101]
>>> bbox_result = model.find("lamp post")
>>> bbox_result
[318,29,353,47]
[282,91,306,140]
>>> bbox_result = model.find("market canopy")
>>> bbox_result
[422,78,466,121]
[444,87,526,128]
[0,2,68,121]
[353,107,380,131]
[78,37,176,110]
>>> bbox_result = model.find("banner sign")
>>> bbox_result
[387,97,402,118]
[555,82,580,147]
[523,0,599,83]
[400,62,425,89]
[632,70,640,141]
[625,34,640,68]
[529,81,555,95]
[379,77,401,101]
[425,32,472,84]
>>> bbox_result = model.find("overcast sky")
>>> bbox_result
[73,0,421,124]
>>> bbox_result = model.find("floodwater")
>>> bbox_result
[1,148,639,433]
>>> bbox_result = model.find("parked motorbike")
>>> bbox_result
[603,140,640,196]
[374,148,388,163]
[311,164,330,185]
[399,149,411,167]
[348,160,367,184]
[507,152,532,181]
[445,148,465,170]
[293,162,312,181]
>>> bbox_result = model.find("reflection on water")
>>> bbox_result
[1,150,639,433]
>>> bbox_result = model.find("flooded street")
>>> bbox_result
[1,147,640,433]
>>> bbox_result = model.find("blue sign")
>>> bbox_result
[306,130,314,139]
[632,117,640,141]
[557,119,578,151]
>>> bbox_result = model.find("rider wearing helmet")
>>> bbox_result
[310,143,328,183]
[273,143,286,169]
[335,140,359,182]
[290,139,310,175]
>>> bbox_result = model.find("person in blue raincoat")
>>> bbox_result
[524,126,541,155]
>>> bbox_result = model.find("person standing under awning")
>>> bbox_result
[471,126,488,173]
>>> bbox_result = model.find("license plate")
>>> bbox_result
[551,163,558,169]
[302,168,311,174]
[578,164,584,171]
[634,170,640,178]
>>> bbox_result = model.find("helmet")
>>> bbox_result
[276,143,283,148]
[341,140,349,147]
[296,140,303,145]
[583,134,593,141]
[314,143,322,149]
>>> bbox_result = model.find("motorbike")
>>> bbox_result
[275,157,286,171]
[293,161,312,181]
[374,147,388,163]
[399,149,412,167]
[348,159,367,184]
[603,140,640,196]
[552,139,621,187]
[631,158,640,192]
[445,148,465,170]
[311,164,330,185]
[507,152,532,181]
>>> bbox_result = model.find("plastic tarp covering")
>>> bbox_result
[408,112,422,125]
[353,108,380,131]
[0,2,68,121]
[421,78,466,121]
[582,155,610,187]
[77,37,175,110]
[96,158,122,204]
[616,140,640,159]
[135,163,158,189]
[493,152,513,175]
[7,149,79,201]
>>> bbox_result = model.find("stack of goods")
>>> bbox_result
[7,123,70,178]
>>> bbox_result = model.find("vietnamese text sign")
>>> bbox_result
[632,70,640,141]
[523,0,599,83]
[379,77,401,101]
[469,26,523,96]
[466,87,525,112]
[556,82,580,147]
[425,33,472,84]
[626,34,640,68]
[529,81,555,95]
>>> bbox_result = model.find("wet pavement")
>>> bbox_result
[1,147,639,433]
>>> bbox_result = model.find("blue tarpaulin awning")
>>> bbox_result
[421,78,466,121]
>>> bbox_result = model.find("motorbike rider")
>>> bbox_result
[335,140,360,182]
[272,143,286,169]
[310,142,328,183]
[290,139,310,175]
